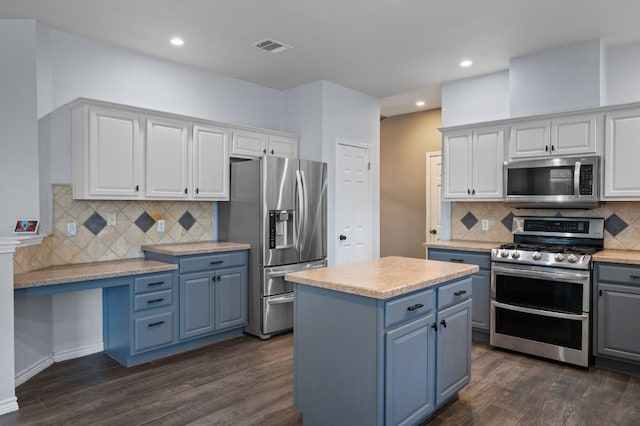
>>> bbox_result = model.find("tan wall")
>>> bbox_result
[380,109,442,258]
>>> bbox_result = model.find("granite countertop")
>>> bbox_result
[285,256,479,300]
[142,241,251,256]
[593,249,640,265]
[14,259,178,289]
[425,240,505,252]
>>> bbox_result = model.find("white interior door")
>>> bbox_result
[335,142,371,265]
[426,152,442,251]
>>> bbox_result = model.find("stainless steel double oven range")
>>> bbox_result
[490,216,604,367]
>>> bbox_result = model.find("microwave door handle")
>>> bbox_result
[574,161,581,196]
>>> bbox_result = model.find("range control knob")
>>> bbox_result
[511,251,520,259]
[500,249,510,258]
[567,254,578,263]
[555,253,565,262]
[532,251,542,260]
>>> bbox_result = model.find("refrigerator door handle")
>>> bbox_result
[267,293,295,305]
[295,169,304,252]
[300,169,308,252]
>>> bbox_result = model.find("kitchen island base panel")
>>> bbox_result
[294,284,382,426]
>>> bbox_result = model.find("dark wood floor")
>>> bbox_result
[1,333,638,425]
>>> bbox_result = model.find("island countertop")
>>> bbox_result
[285,255,478,300]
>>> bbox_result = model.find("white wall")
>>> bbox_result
[510,39,605,117]
[281,81,324,161]
[441,71,510,127]
[607,40,640,105]
[321,82,381,265]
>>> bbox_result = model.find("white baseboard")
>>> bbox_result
[15,355,54,387]
[53,341,103,363]
[0,396,19,416]
[15,341,104,387]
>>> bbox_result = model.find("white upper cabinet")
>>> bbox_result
[72,104,144,199]
[603,108,640,199]
[145,116,190,199]
[70,99,254,201]
[193,124,229,200]
[508,114,599,160]
[443,126,504,201]
[231,129,298,158]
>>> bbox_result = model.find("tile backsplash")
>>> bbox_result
[450,201,640,250]
[14,185,214,274]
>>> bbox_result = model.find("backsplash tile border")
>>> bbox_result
[451,201,640,250]
[14,185,215,274]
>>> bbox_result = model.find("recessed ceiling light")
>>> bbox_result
[416,100,425,107]
[170,37,184,47]
[460,59,473,67]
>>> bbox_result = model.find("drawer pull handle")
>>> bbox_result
[147,281,165,287]
[147,298,164,304]
[407,303,424,311]
[630,275,640,280]
[450,259,465,263]
[210,260,224,265]
[148,321,165,327]
[454,290,467,296]
[440,319,447,328]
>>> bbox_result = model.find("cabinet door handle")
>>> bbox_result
[454,290,467,296]
[440,319,447,328]
[263,148,267,154]
[431,323,438,332]
[471,189,475,195]
[148,321,165,327]
[147,281,165,287]
[135,185,140,192]
[147,298,164,304]
[545,145,549,152]
[467,189,470,195]
[449,258,465,263]
[551,145,555,151]
[271,149,275,155]
[599,289,603,296]
[210,260,224,265]
[630,275,640,280]
[407,303,424,312]
[184,188,188,194]
[196,188,199,194]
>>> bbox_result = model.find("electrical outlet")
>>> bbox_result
[67,222,77,237]
[158,220,165,232]
[482,219,489,231]
[107,213,117,226]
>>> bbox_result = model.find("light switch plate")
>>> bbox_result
[158,220,165,232]
[67,222,77,237]
[482,219,489,231]
[107,213,117,226]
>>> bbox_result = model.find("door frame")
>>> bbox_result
[335,138,373,265]
[426,151,442,250]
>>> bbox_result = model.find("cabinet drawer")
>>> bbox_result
[385,289,435,329]
[134,289,173,312]
[428,249,490,270]
[598,264,640,286]
[438,277,473,310]
[179,251,246,274]
[134,312,174,353]
[134,273,174,294]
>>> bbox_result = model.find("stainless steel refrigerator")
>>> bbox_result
[218,157,327,339]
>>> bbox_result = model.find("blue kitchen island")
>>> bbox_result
[285,256,479,426]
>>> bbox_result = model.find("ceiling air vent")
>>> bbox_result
[251,39,292,54]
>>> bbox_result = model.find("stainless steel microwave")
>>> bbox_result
[504,156,600,208]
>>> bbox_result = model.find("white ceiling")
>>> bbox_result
[4,0,640,117]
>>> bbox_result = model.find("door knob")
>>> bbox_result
[339,234,347,241]
[430,229,437,234]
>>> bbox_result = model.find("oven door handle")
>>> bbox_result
[492,301,588,321]
[492,265,589,282]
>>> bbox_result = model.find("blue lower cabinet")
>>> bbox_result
[294,276,473,426]
[215,267,248,330]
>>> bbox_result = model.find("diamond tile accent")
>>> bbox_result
[461,212,478,230]
[501,212,515,231]
[604,213,628,237]
[83,212,107,236]
[179,211,196,231]
[135,212,156,233]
